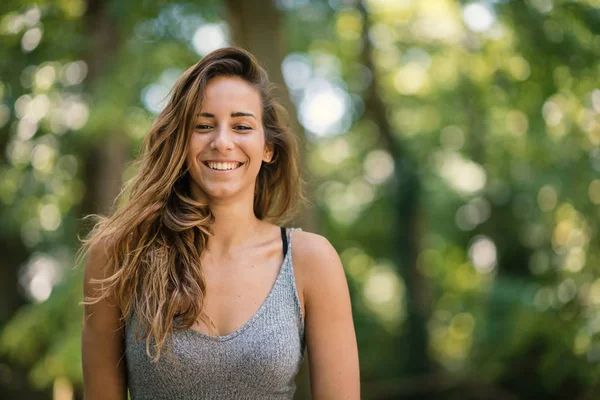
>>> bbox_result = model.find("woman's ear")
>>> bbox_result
[263,145,274,163]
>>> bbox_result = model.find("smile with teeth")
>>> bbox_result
[203,161,243,171]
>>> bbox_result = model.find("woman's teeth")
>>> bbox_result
[206,161,241,170]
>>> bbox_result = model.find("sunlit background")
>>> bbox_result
[1,0,600,399]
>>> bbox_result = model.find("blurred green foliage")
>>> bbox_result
[1,0,600,399]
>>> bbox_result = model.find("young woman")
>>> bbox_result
[80,47,359,399]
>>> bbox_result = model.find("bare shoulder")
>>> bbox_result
[291,230,341,268]
[291,230,346,299]
[83,236,122,319]
[84,237,115,284]
[293,231,339,262]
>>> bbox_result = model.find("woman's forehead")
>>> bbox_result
[200,76,261,108]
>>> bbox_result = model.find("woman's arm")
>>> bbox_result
[294,231,360,399]
[81,241,128,400]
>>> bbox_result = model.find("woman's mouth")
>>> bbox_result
[202,161,243,171]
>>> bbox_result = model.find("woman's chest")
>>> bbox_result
[125,315,305,398]
[197,256,283,336]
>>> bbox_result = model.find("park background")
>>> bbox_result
[1,0,600,398]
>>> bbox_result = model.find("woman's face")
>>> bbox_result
[186,76,273,203]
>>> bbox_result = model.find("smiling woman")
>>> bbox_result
[187,76,271,201]
[78,47,360,400]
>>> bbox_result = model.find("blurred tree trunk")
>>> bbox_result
[357,1,432,379]
[79,0,130,220]
[0,236,26,326]
[223,1,315,398]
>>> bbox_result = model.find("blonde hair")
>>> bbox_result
[78,47,304,362]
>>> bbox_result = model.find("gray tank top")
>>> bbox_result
[124,228,306,399]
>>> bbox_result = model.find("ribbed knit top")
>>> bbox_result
[124,228,306,400]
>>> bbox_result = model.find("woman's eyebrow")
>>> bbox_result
[196,112,256,120]
[231,112,256,120]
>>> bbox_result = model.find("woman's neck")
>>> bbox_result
[205,199,262,255]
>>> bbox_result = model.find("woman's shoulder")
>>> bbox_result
[290,229,345,293]
[290,229,337,259]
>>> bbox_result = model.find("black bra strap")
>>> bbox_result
[280,226,288,256]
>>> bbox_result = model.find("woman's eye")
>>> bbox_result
[235,125,252,131]
[195,125,211,130]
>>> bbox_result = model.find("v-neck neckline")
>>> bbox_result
[179,229,291,342]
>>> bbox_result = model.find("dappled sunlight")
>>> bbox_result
[468,236,497,275]
[429,308,476,370]
[282,53,312,93]
[362,262,406,331]
[334,8,362,41]
[393,62,429,95]
[299,78,350,137]
[455,197,491,231]
[18,253,62,303]
[363,149,394,184]
[588,180,600,204]
[31,142,55,172]
[506,55,531,81]
[142,69,181,114]
[39,202,61,232]
[35,65,57,90]
[439,125,465,150]
[552,203,590,254]
[59,61,87,86]
[318,177,376,226]
[538,185,558,212]
[193,23,229,56]
[392,105,441,135]
[462,3,495,33]
[21,26,42,52]
[414,0,463,42]
[433,150,487,195]
[0,6,41,35]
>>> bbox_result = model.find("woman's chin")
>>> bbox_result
[190,178,255,203]
[201,185,243,201]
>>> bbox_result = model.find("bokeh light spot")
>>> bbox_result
[588,179,600,205]
[363,150,394,184]
[538,185,558,211]
[462,3,495,33]
[193,23,229,56]
[468,236,497,274]
[21,27,42,52]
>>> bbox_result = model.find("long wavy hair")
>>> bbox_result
[78,47,304,362]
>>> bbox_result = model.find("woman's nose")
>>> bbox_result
[210,126,234,151]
